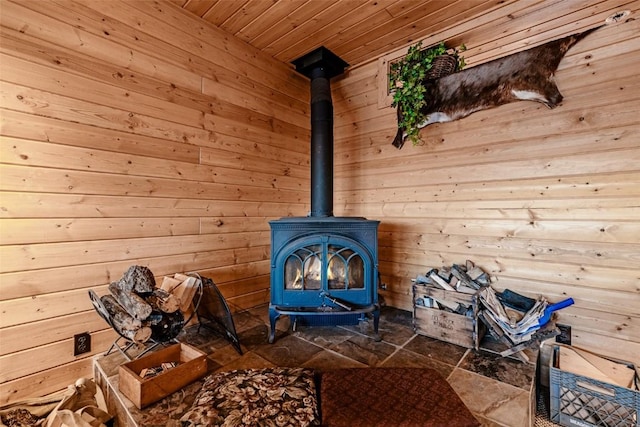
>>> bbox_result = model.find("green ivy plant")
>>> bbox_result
[389,41,465,145]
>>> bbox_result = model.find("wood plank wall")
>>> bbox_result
[0,0,309,402]
[332,19,640,364]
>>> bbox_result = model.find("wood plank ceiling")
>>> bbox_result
[171,0,639,68]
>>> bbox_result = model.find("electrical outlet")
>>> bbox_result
[74,332,91,356]
[556,323,571,345]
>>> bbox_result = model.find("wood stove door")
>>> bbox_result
[272,234,375,308]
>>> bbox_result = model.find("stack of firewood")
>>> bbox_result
[414,260,491,296]
[92,266,198,344]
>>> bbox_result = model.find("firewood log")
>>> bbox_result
[108,281,152,320]
[171,274,199,312]
[118,265,156,293]
[146,288,181,314]
[100,295,151,343]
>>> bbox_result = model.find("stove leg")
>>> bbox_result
[372,307,381,342]
[268,306,280,344]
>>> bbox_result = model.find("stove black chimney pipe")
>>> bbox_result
[292,47,348,217]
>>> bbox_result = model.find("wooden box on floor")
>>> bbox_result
[118,343,207,409]
[412,284,485,349]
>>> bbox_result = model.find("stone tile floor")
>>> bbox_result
[95,304,560,427]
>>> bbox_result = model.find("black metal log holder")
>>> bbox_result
[90,272,244,360]
[89,274,203,361]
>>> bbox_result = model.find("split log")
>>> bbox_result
[118,265,156,293]
[108,281,152,320]
[428,269,455,291]
[146,288,180,314]
[101,295,152,343]
[160,276,182,293]
[163,273,199,312]
[451,265,480,290]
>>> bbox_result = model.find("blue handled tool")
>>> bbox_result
[538,297,574,327]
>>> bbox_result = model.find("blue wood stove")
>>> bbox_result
[268,47,380,343]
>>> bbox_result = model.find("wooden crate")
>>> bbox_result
[118,343,207,409]
[413,284,485,349]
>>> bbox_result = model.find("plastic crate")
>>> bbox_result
[550,357,640,427]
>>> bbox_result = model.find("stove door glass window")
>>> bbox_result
[283,242,365,291]
[285,244,322,290]
[328,245,364,290]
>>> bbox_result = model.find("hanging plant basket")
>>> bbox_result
[425,54,459,79]
[388,41,466,146]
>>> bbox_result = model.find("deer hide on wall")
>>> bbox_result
[392,28,598,149]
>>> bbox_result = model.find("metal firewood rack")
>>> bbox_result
[90,273,243,360]
[89,273,203,361]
